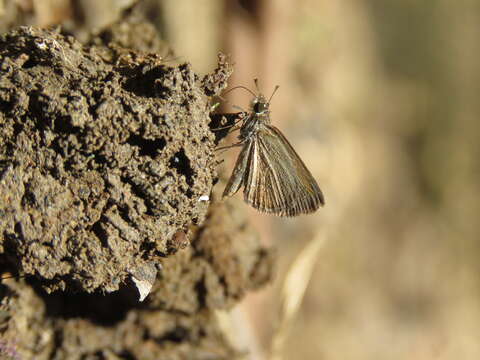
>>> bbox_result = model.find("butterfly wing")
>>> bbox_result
[243,125,324,216]
[223,140,253,198]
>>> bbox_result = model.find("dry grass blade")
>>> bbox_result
[269,231,327,360]
[215,308,261,360]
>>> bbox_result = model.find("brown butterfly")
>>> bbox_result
[221,80,325,216]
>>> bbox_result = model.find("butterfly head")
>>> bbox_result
[221,79,278,119]
[251,95,270,115]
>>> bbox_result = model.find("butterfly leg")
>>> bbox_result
[216,141,245,152]
[211,124,241,132]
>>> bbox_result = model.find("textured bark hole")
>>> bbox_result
[123,66,170,98]
[40,286,141,326]
[91,220,109,247]
[21,57,38,69]
[127,134,166,158]
[155,326,190,343]
[53,115,82,134]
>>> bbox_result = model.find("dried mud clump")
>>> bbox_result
[0,199,273,359]
[0,25,274,359]
[0,27,232,293]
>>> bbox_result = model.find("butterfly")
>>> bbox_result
[221,80,324,216]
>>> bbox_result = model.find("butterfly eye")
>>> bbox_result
[253,102,267,114]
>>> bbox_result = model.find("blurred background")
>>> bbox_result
[2,0,480,359]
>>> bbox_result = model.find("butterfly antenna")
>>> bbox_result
[223,85,257,98]
[268,85,280,103]
[232,104,247,112]
[210,98,246,114]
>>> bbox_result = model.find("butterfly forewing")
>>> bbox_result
[243,124,324,216]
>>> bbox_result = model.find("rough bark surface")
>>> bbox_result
[0,25,273,360]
